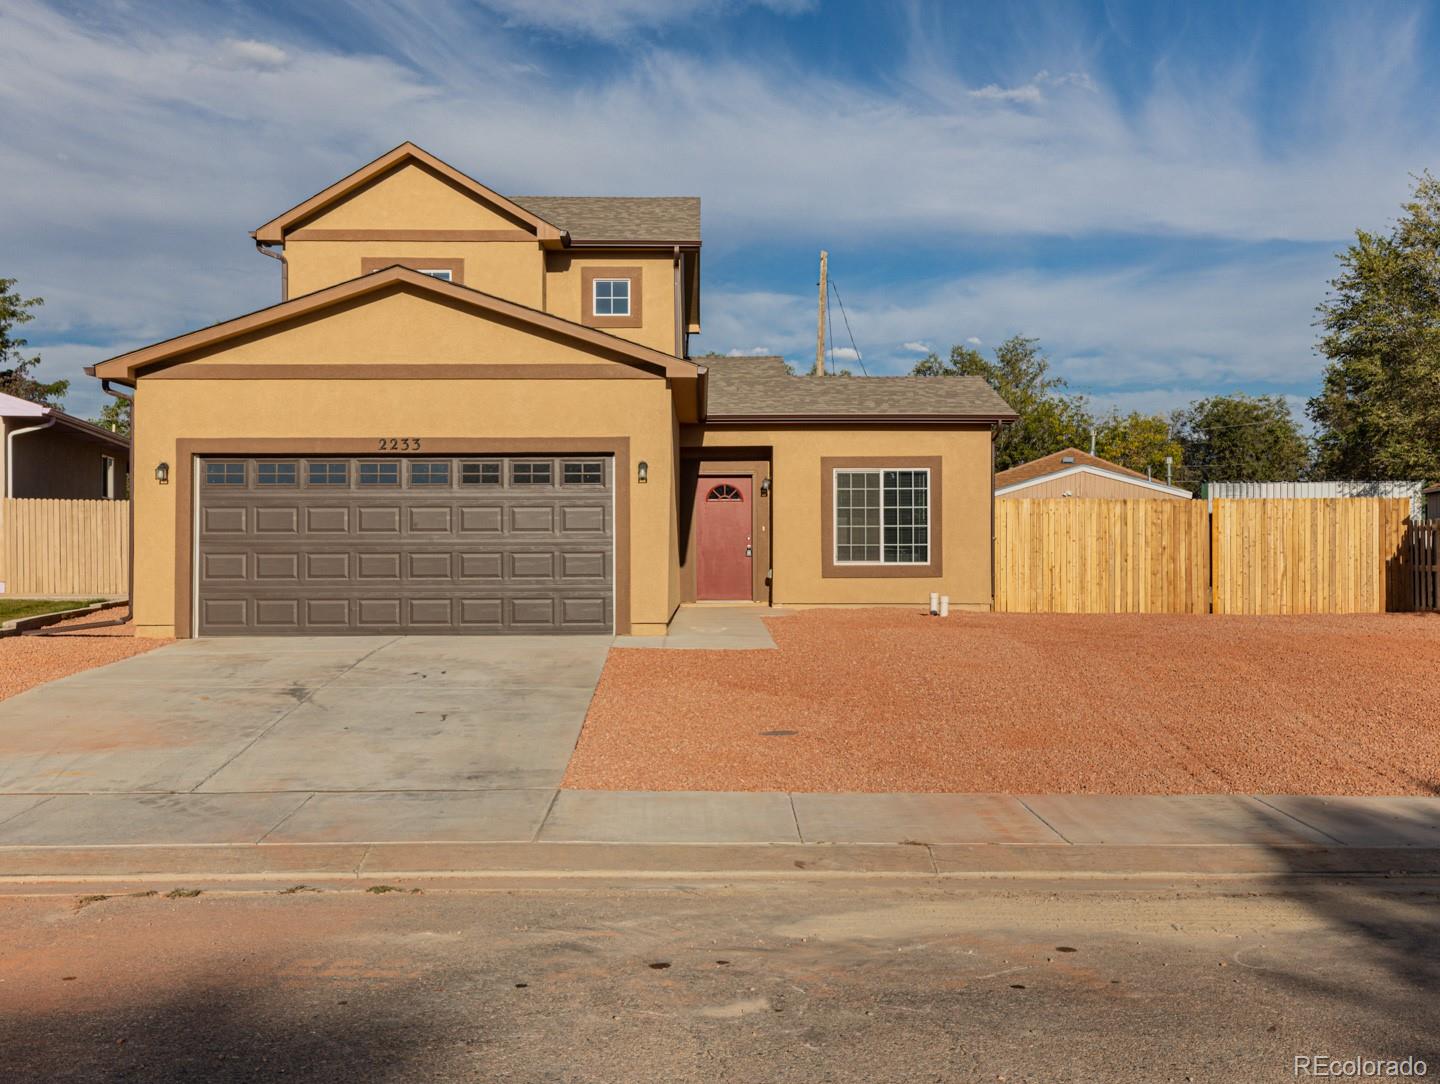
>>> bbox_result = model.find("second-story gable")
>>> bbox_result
[251,142,700,357]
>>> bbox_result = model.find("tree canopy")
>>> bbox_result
[0,278,67,408]
[1309,172,1440,481]
[1170,394,1311,486]
[913,335,1091,471]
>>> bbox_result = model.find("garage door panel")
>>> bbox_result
[198,456,613,634]
[306,507,351,533]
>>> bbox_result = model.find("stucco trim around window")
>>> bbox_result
[581,266,643,329]
[820,456,943,579]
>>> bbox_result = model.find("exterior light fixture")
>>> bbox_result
[760,477,772,496]
[637,460,648,484]
[155,461,170,485]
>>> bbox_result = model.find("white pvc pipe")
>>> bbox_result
[4,416,56,498]
[940,595,950,618]
[929,592,939,616]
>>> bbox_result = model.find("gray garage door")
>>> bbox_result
[196,455,613,635]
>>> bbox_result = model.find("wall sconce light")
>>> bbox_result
[760,477,772,496]
[155,462,170,485]
[637,460,648,484]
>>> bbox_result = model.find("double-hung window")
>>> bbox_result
[592,278,630,317]
[834,468,929,565]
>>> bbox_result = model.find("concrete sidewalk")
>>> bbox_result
[3,791,1440,882]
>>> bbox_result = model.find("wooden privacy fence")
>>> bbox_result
[994,499,1209,613]
[1412,523,1440,612]
[0,499,129,598]
[994,497,1416,615]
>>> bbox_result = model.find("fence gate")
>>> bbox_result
[1412,523,1440,612]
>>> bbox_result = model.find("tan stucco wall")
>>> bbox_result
[684,425,995,609]
[998,472,1186,500]
[163,287,626,370]
[544,251,677,355]
[298,162,527,232]
[286,240,546,305]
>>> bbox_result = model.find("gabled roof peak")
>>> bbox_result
[252,142,566,244]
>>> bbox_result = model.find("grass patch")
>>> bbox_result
[0,598,103,623]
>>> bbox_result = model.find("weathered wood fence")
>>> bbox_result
[1412,522,1440,612]
[0,499,129,597]
[995,497,1418,615]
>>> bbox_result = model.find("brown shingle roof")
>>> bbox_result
[701,356,1016,421]
[510,196,700,243]
[994,448,1150,488]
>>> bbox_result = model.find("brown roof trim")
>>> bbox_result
[563,239,703,249]
[705,413,1013,425]
[91,266,700,380]
[251,142,565,244]
[45,408,132,449]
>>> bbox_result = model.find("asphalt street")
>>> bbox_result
[3,875,1438,1082]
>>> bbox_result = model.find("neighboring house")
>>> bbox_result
[89,142,1014,639]
[1,391,130,500]
[994,448,1190,500]
[1427,484,1439,523]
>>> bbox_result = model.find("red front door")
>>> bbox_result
[696,475,753,600]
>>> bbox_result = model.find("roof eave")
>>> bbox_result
[704,413,1018,426]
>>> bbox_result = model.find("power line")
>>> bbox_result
[828,278,869,376]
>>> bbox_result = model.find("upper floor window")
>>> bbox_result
[417,268,452,282]
[593,278,630,316]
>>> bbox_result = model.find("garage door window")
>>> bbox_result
[410,461,450,486]
[563,461,604,486]
[308,462,348,486]
[257,462,297,486]
[461,461,501,486]
[359,462,400,486]
[206,462,245,485]
[511,461,552,485]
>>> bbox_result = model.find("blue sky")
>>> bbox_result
[4,0,1439,421]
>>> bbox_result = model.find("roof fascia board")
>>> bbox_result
[91,267,697,380]
[705,414,1014,426]
[995,463,1191,497]
[252,143,564,243]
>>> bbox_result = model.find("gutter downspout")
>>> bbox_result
[5,416,56,499]
[255,240,288,301]
[28,379,135,635]
[989,421,998,611]
[673,245,684,359]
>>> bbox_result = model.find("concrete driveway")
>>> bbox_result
[0,635,609,847]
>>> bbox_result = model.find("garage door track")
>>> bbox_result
[0,635,609,846]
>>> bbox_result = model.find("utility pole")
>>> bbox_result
[1089,427,1096,456]
[815,249,828,376]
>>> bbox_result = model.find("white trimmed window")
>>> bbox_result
[592,278,630,316]
[416,268,452,282]
[834,468,929,564]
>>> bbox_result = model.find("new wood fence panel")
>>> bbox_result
[994,498,1208,613]
[1210,498,1410,614]
[0,499,129,597]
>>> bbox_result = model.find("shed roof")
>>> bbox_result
[0,391,130,449]
[994,448,1151,489]
[701,355,1015,422]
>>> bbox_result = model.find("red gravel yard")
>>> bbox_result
[0,617,170,702]
[564,609,1440,795]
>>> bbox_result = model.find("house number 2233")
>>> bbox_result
[378,438,422,451]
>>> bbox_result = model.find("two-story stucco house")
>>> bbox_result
[89,143,1013,637]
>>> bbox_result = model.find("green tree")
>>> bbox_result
[0,278,67,407]
[1094,411,1183,484]
[914,335,1092,470]
[1309,172,1440,480]
[1170,394,1311,485]
[92,396,132,437]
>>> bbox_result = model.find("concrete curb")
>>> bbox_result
[4,841,1440,885]
[0,599,127,638]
